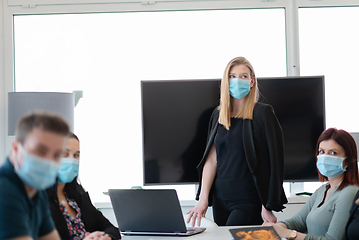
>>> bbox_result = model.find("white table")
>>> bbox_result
[120,226,287,240]
[96,196,309,227]
[121,226,237,240]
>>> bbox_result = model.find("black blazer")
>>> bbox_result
[48,182,120,240]
[196,102,287,211]
[342,190,359,240]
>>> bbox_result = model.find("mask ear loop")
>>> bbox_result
[342,157,347,171]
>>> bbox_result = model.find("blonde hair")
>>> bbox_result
[218,57,259,130]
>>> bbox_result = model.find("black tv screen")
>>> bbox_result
[141,76,325,185]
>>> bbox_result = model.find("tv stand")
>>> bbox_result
[296,192,313,196]
[289,182,304,196]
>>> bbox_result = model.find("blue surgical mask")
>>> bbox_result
[14,148,60,190]
[316,155,346,178]
[57,158,79,184]
[229,78,251,99]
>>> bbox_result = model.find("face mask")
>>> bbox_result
[316,155,346,178]
[57,158,79,184]
[229,78,251,99]
[14,147,60,190]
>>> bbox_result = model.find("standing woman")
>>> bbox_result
[47,133,120,240]
[187,56,287,226]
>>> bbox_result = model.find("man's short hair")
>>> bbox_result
[15,112,70,144]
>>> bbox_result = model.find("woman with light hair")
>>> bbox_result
[187,57,287,227]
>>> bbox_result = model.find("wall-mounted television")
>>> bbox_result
[141,76,325,185]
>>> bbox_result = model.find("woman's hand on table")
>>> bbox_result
[186,199,208,227]
[84,231,111,240]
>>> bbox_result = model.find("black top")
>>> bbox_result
[47,180,121,240]
[214,118,260,202]
[342,190,359,240]
[196,103,287,211]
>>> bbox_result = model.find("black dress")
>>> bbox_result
[196,103,287,212]
[214,117,260,202]
[212,117,262,225]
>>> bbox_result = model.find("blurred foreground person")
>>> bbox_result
[0,112,69,239]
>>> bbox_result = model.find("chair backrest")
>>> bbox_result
[183,213,218,228]
[350,132,359,156]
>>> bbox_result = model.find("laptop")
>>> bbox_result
[108,189,206,236]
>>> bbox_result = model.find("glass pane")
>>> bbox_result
[14,8,286,202]
[299,6,359,132]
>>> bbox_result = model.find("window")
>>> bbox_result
[14,8,286,202]
[299,6,359,132]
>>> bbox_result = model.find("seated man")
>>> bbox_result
[0,112,69,240]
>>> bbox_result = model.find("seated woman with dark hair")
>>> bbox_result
[47,133,120,240]
[264,128,359,240]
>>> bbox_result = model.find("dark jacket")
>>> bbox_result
[196,102,287,211]
[47,181,121,240]
[342,190,359,240]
